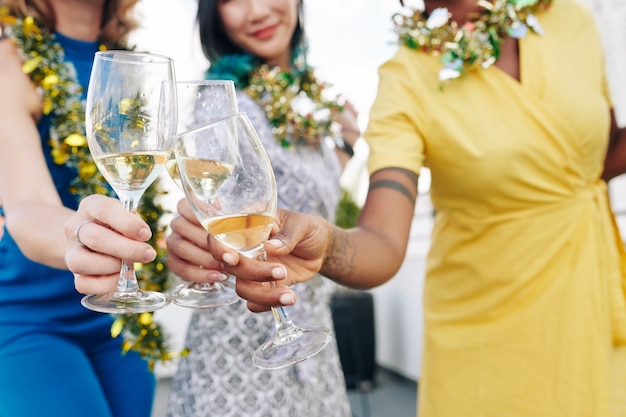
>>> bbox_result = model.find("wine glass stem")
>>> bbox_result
[270,302,300,338]
[116,198,142,294]
[254,250,301,339]
[118,260,140,292]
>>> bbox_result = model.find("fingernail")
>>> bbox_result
[138,227,152,241]
[267,239,284,249]
[279,292,295,306]
[222,252,236,265]
[144,247,157,262]
[271,266,286,279]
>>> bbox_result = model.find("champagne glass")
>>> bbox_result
[164,80,238,190]
[163,80,240,308]
[82,50,176,314]
[174,113,331,369]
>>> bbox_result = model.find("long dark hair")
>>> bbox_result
[197,0,305,63]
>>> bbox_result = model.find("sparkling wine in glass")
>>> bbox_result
[174,113,331,369]
[163,80,240,308]
[82,50,176,314]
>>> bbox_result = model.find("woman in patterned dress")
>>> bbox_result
[162,1,358,415]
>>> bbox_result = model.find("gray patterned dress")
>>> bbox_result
[166,92,352,417]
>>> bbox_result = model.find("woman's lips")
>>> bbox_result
[251,24,277,40]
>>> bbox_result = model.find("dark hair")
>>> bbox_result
[0,0,139,48]
[197,0,305,63]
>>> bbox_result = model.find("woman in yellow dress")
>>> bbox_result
[188,0,626,415]
[66,0,626,415]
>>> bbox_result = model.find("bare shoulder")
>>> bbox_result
[0,38,41,118]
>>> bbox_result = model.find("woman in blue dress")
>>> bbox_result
[0,1,155,416]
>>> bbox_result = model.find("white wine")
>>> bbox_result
[165,158,182,189]
[180,157,234,201]
[202,213,273,254]
[94,151,168,191]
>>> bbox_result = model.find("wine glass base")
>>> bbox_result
[252,326,331,370]
[81,290,170,314]
[170,281,239,309]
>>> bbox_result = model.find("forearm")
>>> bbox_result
[320,225,409,289]
[321,169,417,288]
[6,202,73,269]
[334,145,353,169]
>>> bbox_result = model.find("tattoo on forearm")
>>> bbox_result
[368,179,416,205]
[323,226,357,284]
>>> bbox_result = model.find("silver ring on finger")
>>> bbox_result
[75,220,92,249]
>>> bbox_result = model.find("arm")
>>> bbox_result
[333,100,361,168]
[0,39,73,269]
[320,167,417,285]
[0,38,159,289]
[602,109,626,181]
[208,167,419,312]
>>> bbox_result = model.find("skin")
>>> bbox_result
[0,0,108,269]
[217,0,299,70]
[67,0,626,312]
[64,194,157,294]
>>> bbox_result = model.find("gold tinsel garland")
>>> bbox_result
[393,0,553,84]
[0,8,187,370]
[243,64,344,149]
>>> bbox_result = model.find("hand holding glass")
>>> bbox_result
[174,113,331,369]
[82,51,176,314]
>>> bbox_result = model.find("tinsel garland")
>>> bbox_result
[393,0,553,84]
[0,8,187,370]
[206,52,343,149]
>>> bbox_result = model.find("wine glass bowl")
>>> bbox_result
[82,50,176,314]
[164,80,238,191]
[164,80,240,308]
[174,112,331,369]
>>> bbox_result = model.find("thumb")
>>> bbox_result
[266,210,331,261]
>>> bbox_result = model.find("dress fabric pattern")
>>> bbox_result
[166,92,352,417]
[364,1,626,416]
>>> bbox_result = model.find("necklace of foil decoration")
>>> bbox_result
[393,0,553,83]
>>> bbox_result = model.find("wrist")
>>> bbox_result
[321,223,352,283]
[332,135,354,157]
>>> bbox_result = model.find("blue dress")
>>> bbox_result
[0,33,155,417]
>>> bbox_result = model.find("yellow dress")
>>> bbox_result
[364,0,626,415]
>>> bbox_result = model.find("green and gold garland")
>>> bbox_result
[207,52,344,149]
[0,8,186,370]
[244,64,343,148]
[393,0,553,84]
